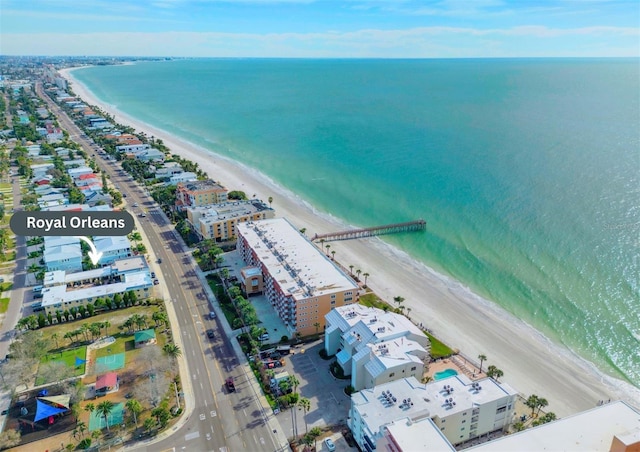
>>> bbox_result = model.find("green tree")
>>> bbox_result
[478,354,487,373]
[125,399,143,428]
[525,394,539,417]
[96,400,115,432]
[298,397,311,434]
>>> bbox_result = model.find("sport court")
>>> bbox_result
[88,402,125,431]
[94,353,126,373]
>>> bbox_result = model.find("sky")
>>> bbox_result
[1,0,639,57]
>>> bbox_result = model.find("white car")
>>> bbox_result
[324,438,336,451]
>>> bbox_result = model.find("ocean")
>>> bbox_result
[71,58,640,388]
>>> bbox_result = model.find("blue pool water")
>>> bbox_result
[434,369,459,381]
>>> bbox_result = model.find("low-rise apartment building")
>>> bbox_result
[236,218,359,336]
[40,256,153,316]
[349,375,518,451]
[186,200,274,241]
[175,180,228,211]
[325,305,430,391]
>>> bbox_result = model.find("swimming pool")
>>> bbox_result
[434,369,458,380]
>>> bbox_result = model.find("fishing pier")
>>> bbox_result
[311,219,426,243]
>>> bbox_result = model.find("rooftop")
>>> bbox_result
[351,375,518,434]
[41,271,152,307]
[469,401,640,452]
[178,179,226,192]
[384,417,455,452]
[189,199,272,224]
[237,218,358,300]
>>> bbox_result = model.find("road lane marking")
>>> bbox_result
[185,431,200,440]
[199,414,206,421]
[210,410,217,417]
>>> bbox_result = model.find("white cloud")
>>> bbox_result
[3,25,639,58]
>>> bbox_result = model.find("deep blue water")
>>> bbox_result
[72,58,640,387]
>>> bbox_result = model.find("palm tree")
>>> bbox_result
[525,394,539,417]
[298,397,311,434]
[393,296,405,312]
[268,196,273,207]
[349,265,354,276]
[163,343,182,361]
[289,375,300,394]
[325,244,331,256]
[331,250,336,261]
[319,239,325,252]
[355,269,362,281]
[363,272,370,287]
[51,333,59,349]
[536,397,548,416]
[101,320,111,337]
[125,399,143,428]
[153,311,168,327]
[96,400,115,432]
[406,307,412,318]
[84,403,95,416]
[478,354,487,373]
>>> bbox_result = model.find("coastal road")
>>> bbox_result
[37,82,283,451]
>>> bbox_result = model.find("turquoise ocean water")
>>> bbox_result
[72,59,640,388]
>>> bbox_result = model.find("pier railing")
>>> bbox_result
[311,219,426,243]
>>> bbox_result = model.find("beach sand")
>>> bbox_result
[60,67,637,417]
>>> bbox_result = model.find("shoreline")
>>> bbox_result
[59,66,639,417]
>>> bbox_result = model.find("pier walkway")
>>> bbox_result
[311,219,426,243]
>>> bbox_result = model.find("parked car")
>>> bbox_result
[153,279,159,285]
[209,311,216,320]
[225,377,235,392]
[206,329,215,339]
[324,438,336,452]
[259,333,270,341]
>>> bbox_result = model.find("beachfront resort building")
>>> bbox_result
[467,400,640,452]
[325,305,430,391]
[236,218,359,336]
[40,256,153,316]
[175,180,229,211]
[186,199,275,241]
[349,375,519,451]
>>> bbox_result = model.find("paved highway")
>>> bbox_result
[37,82,285,452]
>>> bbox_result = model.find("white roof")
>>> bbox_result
[360,338,427,377]
[237,218,358,300]
[42,271,152,307]
[44,236,79,248]
[384,417,455,452]
[94,236,131,253]
[43,270,66,287]
[469,401,640,452]
[329,305,427,349]
[351,376,518,435]
[44,244,82,263]
[190,199,272,224]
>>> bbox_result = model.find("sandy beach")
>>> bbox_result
[59,66,638,417]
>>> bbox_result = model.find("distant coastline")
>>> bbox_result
[59,64,640,416]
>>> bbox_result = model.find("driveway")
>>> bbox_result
[275,339,351,440]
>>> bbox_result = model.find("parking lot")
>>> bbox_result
[274,338,355,449]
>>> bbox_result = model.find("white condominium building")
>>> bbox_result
[349,375,518,451]
[325,305,430,390]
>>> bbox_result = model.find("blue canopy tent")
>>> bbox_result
[75,356,86,366]
[34,399,69,422]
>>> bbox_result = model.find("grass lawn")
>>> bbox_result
[0,298,9,313]
[0,282,13,292]
[426,331,454,359]
[36,345,88,385]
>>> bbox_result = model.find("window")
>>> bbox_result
[496,406,507,414]
[389,373,395,377]
[410,366,417,371]
[462,420,466,423]
[463,412,467,416]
